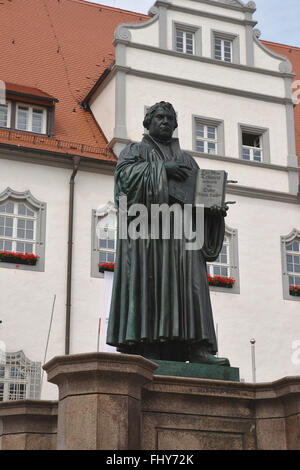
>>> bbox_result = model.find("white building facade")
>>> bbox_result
[0,0,300,401]
[90,0,300,384]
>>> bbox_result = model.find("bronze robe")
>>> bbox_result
[106,135,225,361]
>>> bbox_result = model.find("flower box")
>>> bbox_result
[208,274,235,288]
[0,251,39,266]
[99,262,115,273]
[290,285,300,297]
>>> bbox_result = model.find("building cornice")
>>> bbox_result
[114,64,294,106]
[227,184,300,205]
[188,149,300,173]
[113,39,295,80]
[0,144,116,175]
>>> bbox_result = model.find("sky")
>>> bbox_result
[89,0,300,47]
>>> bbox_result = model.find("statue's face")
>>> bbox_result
[148,107,176,142]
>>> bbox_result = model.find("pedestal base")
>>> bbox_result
[152,360,240,381]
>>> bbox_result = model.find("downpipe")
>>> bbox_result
[65,156,81,355]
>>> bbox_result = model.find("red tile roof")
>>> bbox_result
[0,0,148,162]
[4,83,57,102]
[262,40,300,168]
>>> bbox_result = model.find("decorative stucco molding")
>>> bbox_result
[0,187,45,210]
[114,8,159,42]
[253,32,293,74]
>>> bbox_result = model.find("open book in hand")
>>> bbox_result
[168,169,228,208]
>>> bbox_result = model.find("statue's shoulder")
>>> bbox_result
[119,140,151,162]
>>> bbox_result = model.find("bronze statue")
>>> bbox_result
[107,102,229,365]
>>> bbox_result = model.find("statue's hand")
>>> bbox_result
[165,161,191,181]
[210,204,229,217]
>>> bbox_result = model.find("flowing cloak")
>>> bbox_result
[106,135,225,360]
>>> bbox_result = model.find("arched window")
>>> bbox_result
[0,350,41,402]
[281,229,300,301]
[0,188,46,271]
[207,225,240,294]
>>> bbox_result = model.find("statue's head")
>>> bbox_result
[143,101,178,142]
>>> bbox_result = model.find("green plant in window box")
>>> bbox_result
[290,285,300,297]
[98,262,115,273]
[208,274,235,288]
[0,251,39,266]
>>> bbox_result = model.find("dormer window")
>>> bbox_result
[0,102,11,128]
[0,83,57,136]
[16,104,47,134]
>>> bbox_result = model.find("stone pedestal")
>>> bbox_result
[0,400,57,450]
[43,352,157,450]
[41,352,300,450]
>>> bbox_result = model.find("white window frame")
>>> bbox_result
[0,100,11,128]
[195,122,218,155]
[211,30,240,65]
[173,22,202,57]
[214,37,232,63]
[176,29,195,55]
[281,229,300,301]
[207,236,230,278]
[16,102,47,134]
[0,188,46,272]
[208,226,240,295]
[193,115,225,157]
[239,124,271,164]
[0,350,41,402]
[0,201,37,254]
[91,202,117,278]
[242,143,263,163]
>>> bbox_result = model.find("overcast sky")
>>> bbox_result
[90,0,300,47]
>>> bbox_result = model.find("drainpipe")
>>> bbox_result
[65,156,81,355]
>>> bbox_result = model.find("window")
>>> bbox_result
[173,22,202,56]
[193,116,225,156]
[0,188,46,272]
[16,103,47,134]
[91,202,117,278]
[286,240,300,287]
[0,200,37,254]
[281,229,300,301]
[98,222,117,264]
[195,123,218,155]
[0,351,41,402]
[239,124,270,164]
[211,30,240,64]
[207,236,230,277]
[176,30,194,55]
[241,132,262,162]
[214,38,232,62]
[0,101,11,128]
[208,226,240,294]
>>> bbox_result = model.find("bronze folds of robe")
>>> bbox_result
[106,135,225,362]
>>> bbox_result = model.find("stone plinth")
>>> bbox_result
[0,400,57,450]
[43,352,157,450]
[41,353,300,450]
[142,375,300,450]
